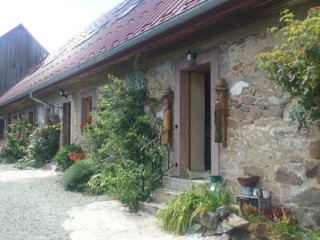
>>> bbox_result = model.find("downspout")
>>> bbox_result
[29,92,54,115]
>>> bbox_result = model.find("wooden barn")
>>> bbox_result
[0,24,48,138]
[0,24,48,94]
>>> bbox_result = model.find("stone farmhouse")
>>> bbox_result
[0,0,319,230]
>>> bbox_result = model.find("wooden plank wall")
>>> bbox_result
[0,26,48,94]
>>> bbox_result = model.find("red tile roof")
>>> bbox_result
[0,0,216,106]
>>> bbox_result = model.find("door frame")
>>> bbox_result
[173,49,219,177]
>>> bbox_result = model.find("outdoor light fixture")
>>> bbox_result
[186,51,196,61]
[58,88,68,99]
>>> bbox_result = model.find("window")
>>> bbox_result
[82,96,93,123]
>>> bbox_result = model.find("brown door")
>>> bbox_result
[189,72,205,171]
[62,103,71,145]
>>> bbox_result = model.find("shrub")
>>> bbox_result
[259,7,320,128]
[54,144,84,171]
[27,125,60,166]
[1,119,32,163]
[61,160,95,191]
[84,73,163,207]
[87,160,144,209]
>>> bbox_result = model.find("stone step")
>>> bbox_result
[162,176,209,192]
[150,188,179,204]
[138,201,165,215]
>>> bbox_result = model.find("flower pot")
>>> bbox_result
[237,176,259,187]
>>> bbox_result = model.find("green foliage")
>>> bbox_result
[61,160,96,191]
[191,183,231,220]
[259,7,320,128]
[88,74,158,162]
[88,161,147,209]
[157,184,231,235]
[54,144,83,171]
[27,125,60,166]
[84,73,163,207]
[1,119,32,163]
[157,186,200,235]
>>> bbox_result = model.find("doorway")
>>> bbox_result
[62,103,71,145]
[188,67,211,173]
[174,49,219,177]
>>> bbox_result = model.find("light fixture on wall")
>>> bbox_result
[58,88,68,99]
[186,51,196,61]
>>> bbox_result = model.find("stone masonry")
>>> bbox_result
[144,29,320,230]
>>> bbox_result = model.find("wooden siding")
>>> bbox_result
[0,25,48,94]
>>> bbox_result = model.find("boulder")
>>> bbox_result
[224,213,249,229]
[194,211,219,230]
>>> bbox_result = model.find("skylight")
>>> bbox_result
[117,0,143,20]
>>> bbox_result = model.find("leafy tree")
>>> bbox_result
[259,7,320,129]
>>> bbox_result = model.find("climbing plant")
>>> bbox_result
[85,70,164,208]
[258,7,320,129]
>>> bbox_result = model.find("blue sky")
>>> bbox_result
[0,0,124,53]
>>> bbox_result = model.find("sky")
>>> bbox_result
[0,0,124,53]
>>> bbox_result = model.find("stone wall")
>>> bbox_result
[219,33,320,231]
[143,23,320,230]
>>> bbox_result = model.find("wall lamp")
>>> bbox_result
[186,51,196,61]
[58,88,68,99]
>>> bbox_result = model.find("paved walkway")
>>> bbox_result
[0,164,227,240]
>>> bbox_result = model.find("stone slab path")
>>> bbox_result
[0,164,228,240]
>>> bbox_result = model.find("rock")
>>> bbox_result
[268,96,280,105]
[230,108,246,120]
[187,223,205,234]
[293,207,320,231]
[202,228,230,239]
[230,81,249,96]
[239,105,250,112]
[194,211,219,230]
[228,118,243,129]
[263,108,284,118]
[229,229,247,240]
[224,213,249,229]
[288,187,320,208]
[240,96,255,105]
[275,166,303,185]
[247,108,263,120]
[216,206,231,220]
[305,162,319,179]
[214,221,234,234]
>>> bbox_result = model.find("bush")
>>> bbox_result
[84,73,163,207]
[27,125,60,166]
[1,119,32,163]
[54,144,84,171]
[259,7,320,128]
[61,160,96,191]
[87,160,144,209]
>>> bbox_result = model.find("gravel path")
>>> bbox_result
[0,164,106,240]
[0,164,227,240]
